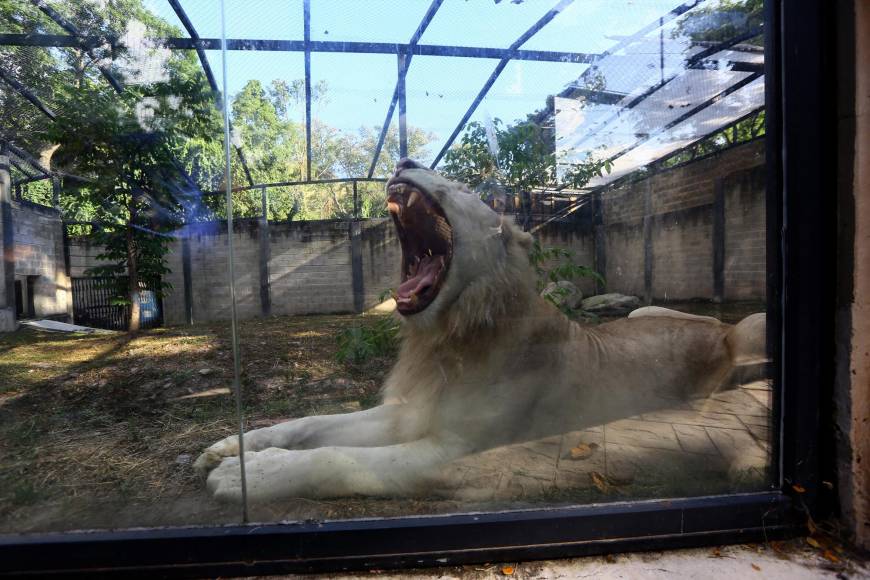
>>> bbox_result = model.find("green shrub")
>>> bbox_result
[335,317,399,365]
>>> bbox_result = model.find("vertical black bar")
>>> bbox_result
[712,178,725,303]
[592,191,606,294]
[61,223,72,322]
[350,194,364,314]
[352,180,360,219]
[304,0,312,181]
[51,175,60,210]
[643,181,653,304]
[259,186,271,317]
[181,236,193,325]
[765,0,784,493]
[0,155,14,319]
[397,54,408,158]
[778,0,833,508]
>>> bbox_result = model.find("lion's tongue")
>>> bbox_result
[397,255,443,303]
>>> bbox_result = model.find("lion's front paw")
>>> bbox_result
[206,455,245,503]
[206,448,312,503]
[194,435,240,477]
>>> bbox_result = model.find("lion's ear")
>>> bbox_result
[500,217,533,251]
[515,230,533,251]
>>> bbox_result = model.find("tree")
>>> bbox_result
[674,0,763,45]
[225,78,432,221]
[44,5,221,332]
[442,119,610,229]
[331,125,433,218]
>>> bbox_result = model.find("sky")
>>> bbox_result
[139,0,689,164]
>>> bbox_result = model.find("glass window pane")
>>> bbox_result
[0,0,246,531]
[1,0,773,532]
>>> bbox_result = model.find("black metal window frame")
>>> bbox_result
[0,0,835,576]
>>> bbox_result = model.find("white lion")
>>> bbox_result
[195,159,766,503]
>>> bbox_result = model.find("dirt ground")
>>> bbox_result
[0,302,769,534]
[0,313,398,533]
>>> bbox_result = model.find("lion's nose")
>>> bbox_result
[395,158,426,174]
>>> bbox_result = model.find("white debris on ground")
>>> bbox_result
[20,319,114,334]
[294,543,869,580]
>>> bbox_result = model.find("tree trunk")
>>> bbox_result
[126,223,141,333]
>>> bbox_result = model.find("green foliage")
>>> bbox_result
[442,119,611,200]
[529,239,604,314]
[211,78,433,221]
[335,317,399,365]
[660,110,765,169]
[674,0,763,45]
[23,0,223,330]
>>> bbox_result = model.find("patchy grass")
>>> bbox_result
[0,313,393,533]
[0,302,766,533]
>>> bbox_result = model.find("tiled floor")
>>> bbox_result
[441,380,773,501]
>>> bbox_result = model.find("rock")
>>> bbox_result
[541,281,583,310]
[175,453,192,465]
[197,368,213,376]
[581,293,641,316]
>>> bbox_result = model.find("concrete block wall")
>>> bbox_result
[68,238,113,278]
[360,218,402,306]
[538,139,767,302]
[64,140,766,325]
[11,201,70,319]
[651,205,714,300]
[268,220,355,317]
[723,165,767,300]
[601,221,646,298]
[158,218,402,325]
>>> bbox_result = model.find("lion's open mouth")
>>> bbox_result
[386,181,453,315]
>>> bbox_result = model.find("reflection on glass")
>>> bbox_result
[1,0,771,531]
[0,0,242,531]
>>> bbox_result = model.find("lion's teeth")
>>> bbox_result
[407,190,420,208]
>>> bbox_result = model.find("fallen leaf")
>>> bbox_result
[710,548,722,558]
[590,471,610,493]
[807,517,817,534]
[751,563,761,571]
[770,540,789,554]
[806,537,822,549]
[822,550,840,563]
[569,443,593,460]
[501,565,515,575]
[792,483,806,493]
[605,554,615,564]
[822,480,834,490]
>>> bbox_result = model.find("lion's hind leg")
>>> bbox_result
[726,312,767,366]
[627,306,721,323]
